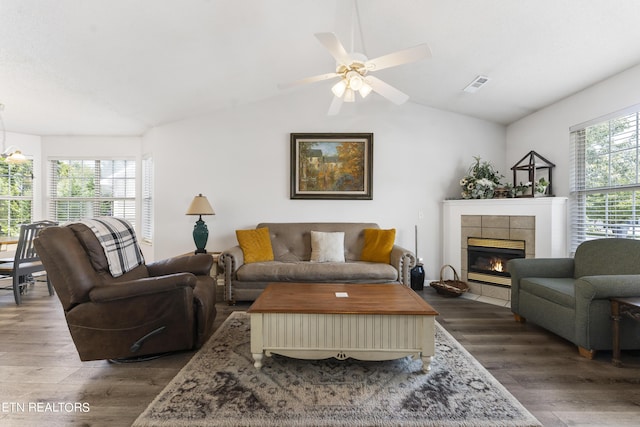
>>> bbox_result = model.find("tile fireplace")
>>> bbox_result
[442,198,568,303]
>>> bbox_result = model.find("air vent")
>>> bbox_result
[463,75,491,93]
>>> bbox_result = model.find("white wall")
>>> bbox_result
[145,85,506,278]
[506,63,640,197]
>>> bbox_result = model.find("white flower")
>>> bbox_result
[459,178,467,186]
[476,178,496,188]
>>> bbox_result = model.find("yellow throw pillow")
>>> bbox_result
[361,228,396,264]
[236,227,274,263]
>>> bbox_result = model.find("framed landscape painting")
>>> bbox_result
[290,133,373,200]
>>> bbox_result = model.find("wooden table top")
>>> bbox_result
[248,283,438,316]
[0,236,18,245]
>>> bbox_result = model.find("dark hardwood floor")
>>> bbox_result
[1,281,640,426]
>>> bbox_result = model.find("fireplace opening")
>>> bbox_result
[467,238,525,287]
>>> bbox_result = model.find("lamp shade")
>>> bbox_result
[186,194,215,216]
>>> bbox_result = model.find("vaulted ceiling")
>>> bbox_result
[2,0,640,136]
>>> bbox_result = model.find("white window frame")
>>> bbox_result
[570,103,640,252]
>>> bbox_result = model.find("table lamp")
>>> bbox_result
[186,194,215,254]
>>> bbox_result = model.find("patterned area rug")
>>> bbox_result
[134,312,540,427]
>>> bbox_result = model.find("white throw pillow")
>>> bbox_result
[310,231,345,263]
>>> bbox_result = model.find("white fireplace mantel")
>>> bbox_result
[442,197,568,278]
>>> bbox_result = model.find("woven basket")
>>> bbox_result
[429,265,469,297]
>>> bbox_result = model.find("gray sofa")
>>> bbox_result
[219,222,416,303]
[508,238,640,358]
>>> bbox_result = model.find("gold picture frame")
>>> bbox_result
[290,133,373,200]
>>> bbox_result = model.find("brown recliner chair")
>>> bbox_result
[33,223,217,361]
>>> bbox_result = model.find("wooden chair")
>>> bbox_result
[0,221,57,305]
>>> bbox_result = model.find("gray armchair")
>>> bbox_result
[508,238,640,358]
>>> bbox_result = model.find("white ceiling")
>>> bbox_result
[2,0,640,136]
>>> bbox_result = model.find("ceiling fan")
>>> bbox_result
[279,32,431,115]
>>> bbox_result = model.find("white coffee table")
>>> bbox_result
[247,283,439,372]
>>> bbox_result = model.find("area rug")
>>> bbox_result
[134,312,540,427]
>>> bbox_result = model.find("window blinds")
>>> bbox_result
[49,159,136,227]
[569,107,640,253]
[141,156,153,243]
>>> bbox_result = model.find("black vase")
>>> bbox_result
[410,260,425,291]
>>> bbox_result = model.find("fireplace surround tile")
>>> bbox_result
[481,283,511,301]
[466,280,482,295]
[461,226,482,249]
[481,215,510,229]
[461,215,481,227]
[509,228,535,257]
[460,249,467,275]
[510,216,535,229]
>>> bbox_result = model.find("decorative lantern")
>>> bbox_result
[511,151,555,197]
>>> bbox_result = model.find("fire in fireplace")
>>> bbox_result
[467,237,525,287]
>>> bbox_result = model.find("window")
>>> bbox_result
[141,156,153,243]
[570,105,640,252]
[49,159,136,226]
[0,160,33,236]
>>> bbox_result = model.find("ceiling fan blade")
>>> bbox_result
[365,44,431,72]
[366,76,409,105]
[328,96,343,116]
[277,72,340,90]
[315,32,352,66]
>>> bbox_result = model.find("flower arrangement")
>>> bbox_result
[458,155,551,199]
[460,156,504,199]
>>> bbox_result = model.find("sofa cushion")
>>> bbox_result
[236,227,274,263]
[236,261,398,283]
[310,231,345,263]
[361,228,396,263]
[574,238,640,278]
[520,277,576,309]
[258,222,380,262]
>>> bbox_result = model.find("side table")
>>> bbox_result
[610,297,640,367]
[179,251,222,281]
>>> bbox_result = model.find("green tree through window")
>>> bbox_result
[0,160,33,236]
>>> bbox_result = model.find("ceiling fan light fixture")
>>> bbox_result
[359,82,373,98]
[331,79,347,98]
[5,149,26,164]
[346,71,364,91]
[0,103,27,164]
[344,88,356,103]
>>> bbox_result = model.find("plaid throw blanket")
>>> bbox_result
[76,217,145,278]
